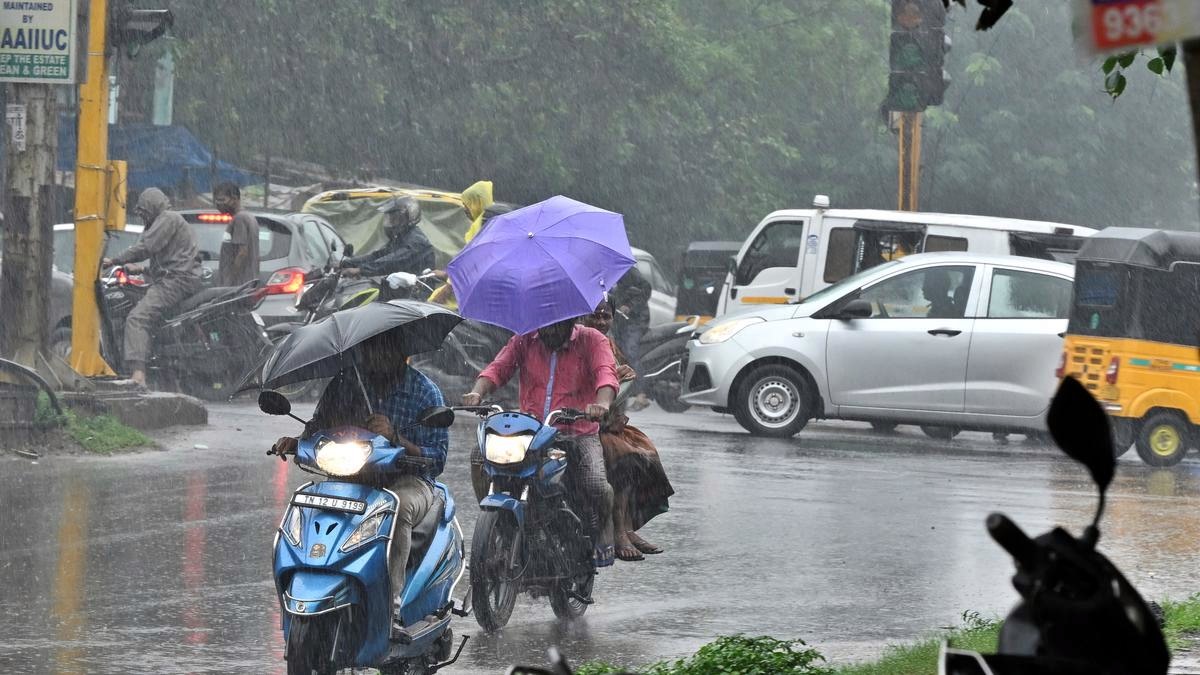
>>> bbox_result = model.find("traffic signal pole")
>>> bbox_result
[69,0,116,376]
[896,111,923,211]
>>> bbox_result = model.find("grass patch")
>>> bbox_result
[834,611,1000,675]
[34,392,152,454]
[576,636,833,674]
[1162,593,1200,651]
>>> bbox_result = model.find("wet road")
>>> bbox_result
[3,403,1200,674]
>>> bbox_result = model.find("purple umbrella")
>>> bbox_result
[446,195,635,335]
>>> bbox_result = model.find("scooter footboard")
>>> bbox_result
[285,570,362,616]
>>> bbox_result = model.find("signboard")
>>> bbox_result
[1077,0,1200,53]
[0,0,76,83]
[6,102,25,150]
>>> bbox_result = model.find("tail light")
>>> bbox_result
[265,267,306,295]
[114,268,147,287]
[1055,351,1066,379]
[1105,357,1120,385]
[196,213,233,223]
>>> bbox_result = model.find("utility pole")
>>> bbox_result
[896,111,923,211]
[69,0,171,376]
[0,0,78,367]
[0,83,57,366]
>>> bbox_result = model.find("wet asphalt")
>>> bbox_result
[2,402,1199,674]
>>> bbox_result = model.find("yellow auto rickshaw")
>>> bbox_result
[1061,227,1200,466]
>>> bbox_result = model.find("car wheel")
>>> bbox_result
[921,425,961,441]
[870,421,899,434]
[1135,412,1193,467]
[50,326,72,361]
[732,364,810,438]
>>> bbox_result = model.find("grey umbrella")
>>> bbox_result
[241,299,462,393]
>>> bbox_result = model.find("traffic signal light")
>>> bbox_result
[885,0,949,112]
[109,5,173,57]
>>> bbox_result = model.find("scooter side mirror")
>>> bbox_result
[1047,376,1114,496]
[259,390,292,416]
[418,405,455,428]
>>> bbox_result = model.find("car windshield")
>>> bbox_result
[800,260,903,308]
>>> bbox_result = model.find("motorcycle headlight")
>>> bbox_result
[340,510,389,552]
[698,317,764,344]
[283,506,303,547]
[315,440,371,476]
[485,434,533,465]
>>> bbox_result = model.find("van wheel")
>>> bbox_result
[732,364,811,438]
[920,426,961,441]
[1136,412,1193,467]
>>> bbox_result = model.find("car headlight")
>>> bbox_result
[315,441,372,476]
[283,506,303,547]
[698,317,764,344]
[485,434,533,465]
[340,510,389,552]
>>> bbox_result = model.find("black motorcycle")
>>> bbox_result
[940,376,1169,674]
[98,265,272,400]
[632,317,698,413]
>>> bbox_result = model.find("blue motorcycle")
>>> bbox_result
[456,404,599,632]
[259,390,468,675]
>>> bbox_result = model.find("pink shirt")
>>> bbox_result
[479,325,619,435]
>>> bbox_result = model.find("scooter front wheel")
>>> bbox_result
[470,510,521,632]
[286,615,338,675]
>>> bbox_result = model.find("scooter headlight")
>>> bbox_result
[485,433,533,465]
[283,506,303,547]
[315,440,371,476]
[340,510,389,552]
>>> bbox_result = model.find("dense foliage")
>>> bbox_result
[129,1,1198,261]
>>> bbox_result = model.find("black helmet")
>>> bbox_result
[378,195,421,237]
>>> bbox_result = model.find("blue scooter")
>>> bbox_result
[259,390,469,675]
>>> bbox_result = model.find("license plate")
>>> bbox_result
[292,492,367,514]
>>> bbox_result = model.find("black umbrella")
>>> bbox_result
[243,300,462,392]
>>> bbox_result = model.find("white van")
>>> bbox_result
[718,195,1096,316]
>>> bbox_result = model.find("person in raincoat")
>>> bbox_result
[428,181,493,309]
[102,188,203,387]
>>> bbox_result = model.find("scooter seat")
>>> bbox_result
[166,286,243,318]
[407,491,446,570]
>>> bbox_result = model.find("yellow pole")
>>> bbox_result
[896,111,923,212]
[70,0,116,376]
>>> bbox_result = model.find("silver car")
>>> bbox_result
[681,252,1075,438]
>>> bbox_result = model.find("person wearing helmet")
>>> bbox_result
[342,195,435,278]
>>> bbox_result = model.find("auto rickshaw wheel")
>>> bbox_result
[1135,411,1193,467]
[1110,418,1136,459]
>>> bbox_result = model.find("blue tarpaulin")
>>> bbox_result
[57,118,262,194]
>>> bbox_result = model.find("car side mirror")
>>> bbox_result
[726,256,737,275]
[418,405,455,428]
[258,390,292,416]
[343,244,355,257]
[837,299,873,320]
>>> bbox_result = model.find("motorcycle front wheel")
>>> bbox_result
[286,615,337,675]
[470,510,521,632]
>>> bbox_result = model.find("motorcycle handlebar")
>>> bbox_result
[987,513,1037,570]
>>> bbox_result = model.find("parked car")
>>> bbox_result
[681,252,1075,438]
[51,210,350,335]
[631,247,677,327]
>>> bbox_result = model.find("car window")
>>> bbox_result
[824,228,855,283]
[297,218,329,264]
[639,258,674,295]
[186,217,291,262]
[987,268,1072,319]
[735,220,804,285]
[858,265,976,319]
[50,228,141,270]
